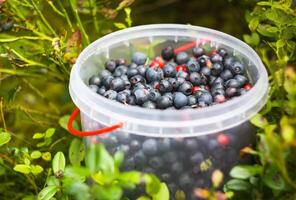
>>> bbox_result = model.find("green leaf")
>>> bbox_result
[230,165,263,179]
[114,150,124,168]
[243,32,260,47]
[46,176,60,187]
[42,152,52,161]
[85,143,97,173]
[13,164,31,174]
[152,183,169,200]
[249,17,259,31]
[0,131,11,146]
[30,151,42,159]
[114,23,127,29]
[59,115,79,131]
[119,171,142,184]
[92,185,123,200]
[224,179,252,191]
[96,144,115,174]
[30,165,43,175]
[38,186,58,200]
[251,114,268,128]
[145,174,161,196]
[69,138,85,166]
[32,133,44,139]
[263,166,285,190]
[52,152,66,174]
[45,128,55,138]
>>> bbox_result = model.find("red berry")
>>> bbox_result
[244,83,253,90]
[217,133,230,146]
[150,57,164,68]
[192,86,201,93]
[205,85,210,90]
[211,50,217,56]
[176,65,186,72]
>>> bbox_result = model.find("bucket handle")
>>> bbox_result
[67,108,123,137]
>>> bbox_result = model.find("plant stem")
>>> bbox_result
[69,0,90,46]
[58,1,75,33]
[47,1,65,17]
[88,0,99,33]
[0,98,7,132]
[0,36,48,43]
[0,69,40,77]
[30,0,57,36]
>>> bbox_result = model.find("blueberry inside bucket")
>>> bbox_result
[69,24,269,198]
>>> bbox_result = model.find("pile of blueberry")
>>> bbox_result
[88,44,252,109]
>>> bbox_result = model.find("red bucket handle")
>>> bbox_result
[67,108,123,137]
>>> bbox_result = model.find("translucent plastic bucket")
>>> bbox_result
[68,24,268,198]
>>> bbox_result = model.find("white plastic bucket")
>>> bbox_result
[69,24,268,197]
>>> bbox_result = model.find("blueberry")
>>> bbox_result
[148,89,161,102]
[161,46,175,61]
[118,144,130,155]
[159,79,173,93]
[124,157,135,170]
[238,88,247,95]
[134,151,146,167]
[220,69,233,81]
[110,77,125,91]
[211,77,224,85]
[186,59,200,73]
[142,101,156,109]
[187,95,197,106]
[178,81,193,95]
[160,173,171,182]
[115,58,126,66]
[97,86,106,95]
[226,79,240,88]
[127,95,136,105]
[167,77,180,90]
[163,63,177,77]
[103,75,114,89]
[158,138,171,153]
[171,162,183,174]
[127,67,138,78]
[211,62,224,76]
[198,92,213,106]
[200,67,211,77]
[157,95,173,109]
[179,174,192,189]
[176,77,186,86]
[103,90,117,100]
[131,52,147,65]
[230,61,245,75]
[144,84,153,91]
[146,67,164,83]
[136,65,147,77]
[89,84,99,93]
[133,88,149,105]
[105,59,117,72]
[184,139,198,151]
[150,81,160,90]
[173,92,188,109]
[100,69,112,80]
[190,152,204,164]
[175,52,189,64]
[130,75,146,85]
[149,157,163,169]
[116,133,130,144]
[189,72,202,86]
[89,75,102,86]
[142,139,158,156]
[116,91,129,103]
[170,138,184,149]
[164,152,178,163]
[132,83,146,94]
[223,56,235,69]
[163,92,173,100]
[234,75,248,87]
[218,48,228,57]
[197,55,209,67]
[211,88,225,97]
[114,65,128,77]
[211,53,223,63]
[176,71,188,79]
[168,183,177,194]
[226,87,238,97]
[192,47,205,57]
[130,140,141,152]
[128,62,138,68]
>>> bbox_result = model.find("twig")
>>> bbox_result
[0,98,7,131]
[47,1,65,17]
[49,136,67,150]
[30,0,57,36]
[58,1,75,32]
[88,0,99,33]
[0,69,40,77]
[0,36,48,43]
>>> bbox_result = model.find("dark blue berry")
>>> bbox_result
[97,86,106,95]
[212,88,225,97]
[132,83,145,94]
[184,139,198,151]
[189,72,201,86]
[179,174,192,188]
[211,53,223,63]
[142,139,158,156]
[134,151,146,167]
[163,63,177,77]
[127,95,136,105]
[192,47,205,57]
[103,90,117,100]
[130,75,146,85]
[161,46,175,61]
[200,67,211,77]
[149,157,163,169]
[234,75,248,87]
[175,52,189,64]
[230,61,245,75]
[133,88,149,105]
[173,92,188,109]
[148,89,161,102]
[116,91,129,103]
[105,59,117,72]
[89,85,99,93]
[114,65,128,77]
[160,173,171,182]
[186,59,200,73]
[187,95,197,106]
[238,88,247,95]
[146,67,164,83]
[198,92,213,106]
[190,152,204,164]
[142,101,156,109]
[197,55,209,67]
[128,62,138,68]
[226,87,238,97]
[218,48,228,57]
[224,56,235,69]
[130,140,141,152]
[115,58,126,66]
[164,152,178,163]
[226,79,240,88]
[178,81,193,95]
[171,162,183,174]
[220,69,233,81]
[136,65,147,77]
[110,77,125,91]
[211,77,224,85]
[131,52,147,65]
[89,75,101,86]
[103,76,114,89]
[126,67,138,78]
[159,79,173,93]
[176,71,188,79]
[158,138,171,153]
[211,62,224,76]
[167,77,180,90]
[157,95,173,109]
[100,69,112,80]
